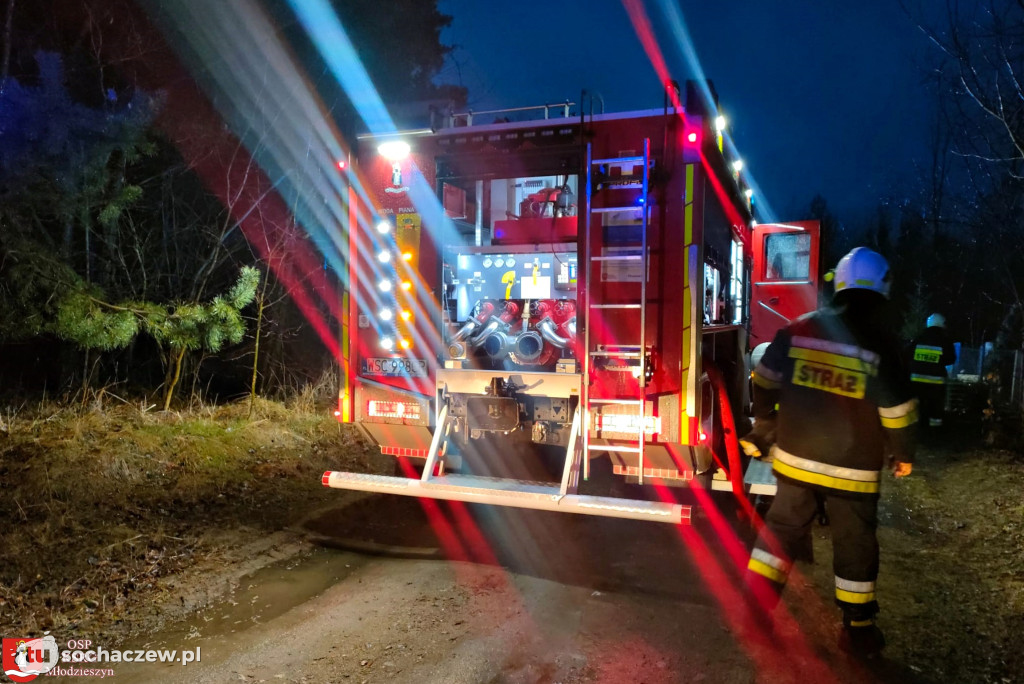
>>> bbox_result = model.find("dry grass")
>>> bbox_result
[0,394,388,641]
[803,436,1024,683]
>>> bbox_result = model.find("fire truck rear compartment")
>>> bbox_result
[334,104,803,521]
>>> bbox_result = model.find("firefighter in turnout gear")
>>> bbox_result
[909,313,957,432]
[742,247,917,657]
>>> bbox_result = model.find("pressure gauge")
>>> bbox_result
[483,258,492,268]
[505,257,516,267]
[494,258,505,268]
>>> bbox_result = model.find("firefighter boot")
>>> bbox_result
[838,623,886,658]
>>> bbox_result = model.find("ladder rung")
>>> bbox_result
[590,351,642,358]
[592,206,645,214]
[593,156,645,165]
[589,399,643,405]
[590,304,641,310]
[592,255,642,262]
[587,445,642,453]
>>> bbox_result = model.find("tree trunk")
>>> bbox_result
[80,348,90,405]
[163,346,186,411]
[63,217,73,260]
[1,0,13,82]
[248,282,266,419]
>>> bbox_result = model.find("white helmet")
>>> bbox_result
[927,313,946,328]
[833,247,891,299]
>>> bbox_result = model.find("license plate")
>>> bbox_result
[362,357,428,378]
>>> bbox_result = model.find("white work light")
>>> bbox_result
[377,140,410,161]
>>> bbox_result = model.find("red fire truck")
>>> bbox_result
[323,90,820,524]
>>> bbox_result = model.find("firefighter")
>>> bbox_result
[909,313,957,432]
[740,247,917,657]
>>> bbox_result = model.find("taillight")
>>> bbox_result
[595,413,661,437]
[367,400,421,419]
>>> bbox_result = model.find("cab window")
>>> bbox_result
[764,232,811,280]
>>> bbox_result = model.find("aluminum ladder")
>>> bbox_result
[582,138,653,484]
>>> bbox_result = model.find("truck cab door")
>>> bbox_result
[749,221,820,348]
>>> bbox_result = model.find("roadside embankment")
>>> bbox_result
[0,397,386,643]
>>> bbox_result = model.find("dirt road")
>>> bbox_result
[96,499,925,684]
[6,406,1019,683]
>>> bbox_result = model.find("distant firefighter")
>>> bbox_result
[909,313,957,430]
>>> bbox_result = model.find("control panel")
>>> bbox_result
[450,249,577,320]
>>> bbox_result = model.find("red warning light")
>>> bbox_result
[686,132,698,144]
[337,160,348,171]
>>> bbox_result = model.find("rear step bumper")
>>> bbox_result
[322,471,691,525]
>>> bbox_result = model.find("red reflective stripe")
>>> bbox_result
[613,465,693,481]
[321,471,331,486]
[381,446,429,459]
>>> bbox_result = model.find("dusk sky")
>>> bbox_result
[437,0,947,222]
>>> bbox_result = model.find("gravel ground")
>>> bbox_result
[2,403,1021,683]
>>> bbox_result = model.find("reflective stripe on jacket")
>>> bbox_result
[909,326,957,384]
[751,307,917,492]
[772,446,880,494]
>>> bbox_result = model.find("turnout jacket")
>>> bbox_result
[909,326,957,385]
[751,308,917,495]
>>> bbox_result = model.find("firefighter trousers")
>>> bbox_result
[746,478,880,624]
[913,380,947,429]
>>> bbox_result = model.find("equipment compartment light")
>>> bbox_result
[377,140,411,161]
[378,251,391,263]
[376,221,391,234]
